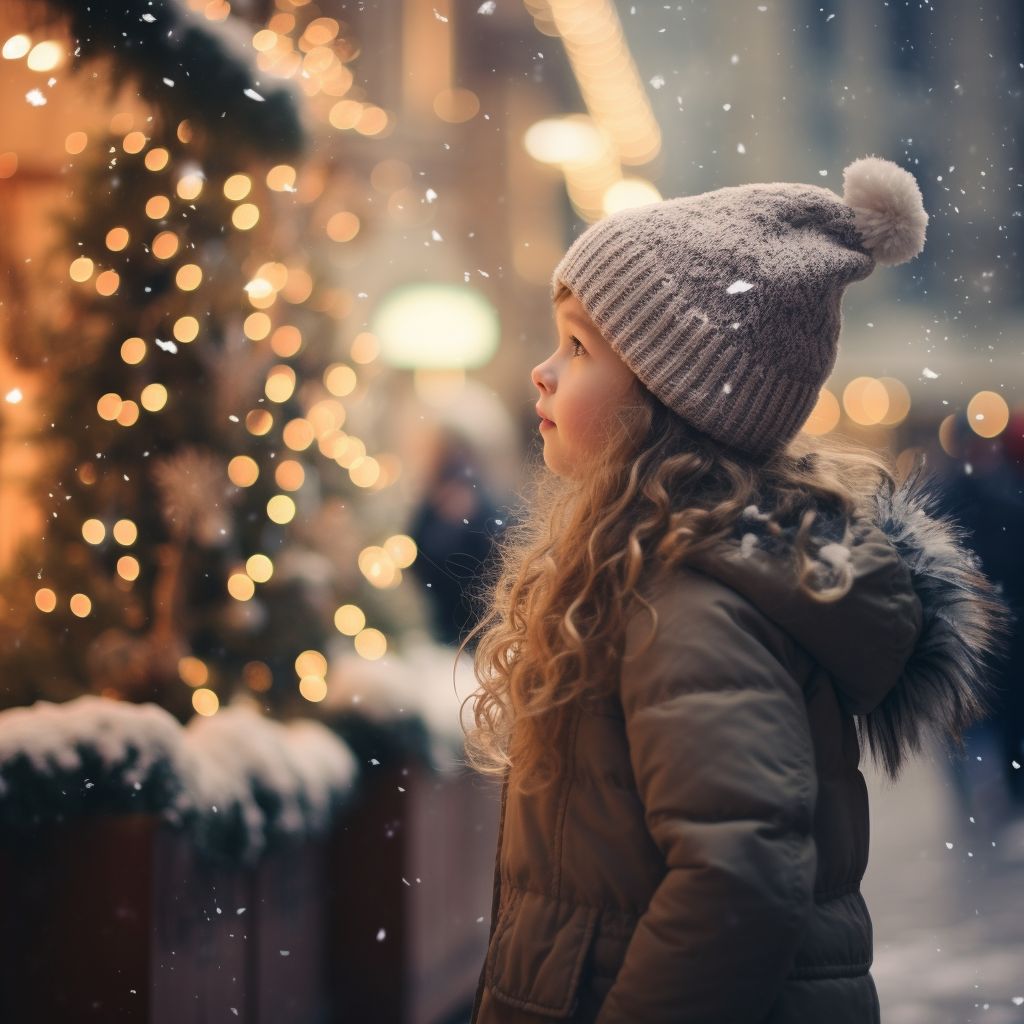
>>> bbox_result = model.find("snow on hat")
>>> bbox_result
[554,156,928,458]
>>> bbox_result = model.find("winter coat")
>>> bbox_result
[470,477,1006,1024]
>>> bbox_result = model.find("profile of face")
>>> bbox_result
[531,292,639,478]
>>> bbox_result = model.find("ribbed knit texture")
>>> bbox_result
[555,182,878,458]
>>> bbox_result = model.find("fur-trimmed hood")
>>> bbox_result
[689,471,1011,778]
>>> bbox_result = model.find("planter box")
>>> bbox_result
[0,764,499,1023]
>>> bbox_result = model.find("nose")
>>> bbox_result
[532,356,555,394]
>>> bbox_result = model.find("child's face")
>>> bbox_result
[532,293,639,478]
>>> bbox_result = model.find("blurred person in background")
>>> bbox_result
[937,410,1024,826]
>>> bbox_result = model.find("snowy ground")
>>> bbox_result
[863,749,1024,1024]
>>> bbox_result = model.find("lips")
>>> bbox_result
[536,405,555,430]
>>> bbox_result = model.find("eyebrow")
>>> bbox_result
[558,309,594,330]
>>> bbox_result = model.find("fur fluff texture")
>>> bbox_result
[843,156,928,266]
[866,470,1011,778]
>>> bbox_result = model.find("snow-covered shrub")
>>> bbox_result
[0,696,357,863]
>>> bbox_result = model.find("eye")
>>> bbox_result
[570,336,587,357]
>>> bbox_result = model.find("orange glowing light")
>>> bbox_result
[246,409,273,435]
[121,337,146,364]
[271,325,302,357]
[151,231,179,259]
[282,418,315,451]
[228,455,259,487]
[96,270,120,296]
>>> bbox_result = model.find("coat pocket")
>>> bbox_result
[486,888,599,1018]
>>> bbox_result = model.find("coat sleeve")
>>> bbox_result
[595,573,818,1024]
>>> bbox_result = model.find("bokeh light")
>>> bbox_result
[146,195,170,219]
[349,456,380,488]
[232,203,260,230]
[3,35,32,60]
[141,383,168,412]
[334,604,366,635]
[801,388,841,435]
[113,519,137,545]
[359,546,398,588]
[97,393,123,421]
[271,325,302,357]
[244,312,271,340]
[96,270,120,296]
[121,337,146,364]
[967,391,1009,438]
[283,418,315,451]
[433,87,480,123]
[324,364,357,396]
[69,594,92,618]
[192,688,219,716]
[176,264,202,291]
[246,409,273,435]
[939,414,959,457]
[106,227,130,251]
[299,676,328,702]
[27,41,64,72]
[177,175,204,201]
[326,211,360,242]
[306,399,345,437]
[878,378,912,426]
[373,284,499,369]
[223,174,252,201]
[145,148,169,171]
[152,231,179,259]
[228,455,259,487]
[123,131,146,154]
[243,661,273,692]
[82,519,105,545]
[246,554,274,583]
[178,656,209,687]
[842,377,889,426]
[281,268,313,304]
[117,556,140,581]
[65,132,88,155]
[116,400,139,426]
[354,628,387,660]
[267,495,296,524]
[384,535,417,569]
[265,365,296,403]
[70,257,94,282]
[295,649,328,678]
[173,316,199,343]
[227,572,255,601]
[335,436,366,469]
[350,333,380,364]
[603,178,661,215]
[35,588,57,613]
[266,164,296,191]
[275,460,305,490]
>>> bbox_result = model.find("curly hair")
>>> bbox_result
[463,385,895,792]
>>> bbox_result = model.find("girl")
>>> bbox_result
[465,157,1008,1024]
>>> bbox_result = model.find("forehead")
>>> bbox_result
[554,295,599,332]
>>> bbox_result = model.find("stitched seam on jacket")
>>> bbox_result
[814,880,861,903]
[552,708,581,899]
[788,960,872,980]
[487,905,599,1017]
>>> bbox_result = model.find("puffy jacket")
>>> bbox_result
[471,476,1006,1024]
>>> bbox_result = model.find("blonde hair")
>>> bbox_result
[463,381,894,791]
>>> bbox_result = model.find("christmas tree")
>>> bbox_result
[0,0,420,723]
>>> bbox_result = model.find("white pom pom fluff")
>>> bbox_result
[842,156,928,266]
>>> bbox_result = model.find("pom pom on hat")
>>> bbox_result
[843,156,928,266]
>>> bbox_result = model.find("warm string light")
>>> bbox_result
[522,0,661,221]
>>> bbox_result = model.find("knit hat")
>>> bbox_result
[554,156,928,458]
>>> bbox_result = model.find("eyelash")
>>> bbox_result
[570,336,586,357]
